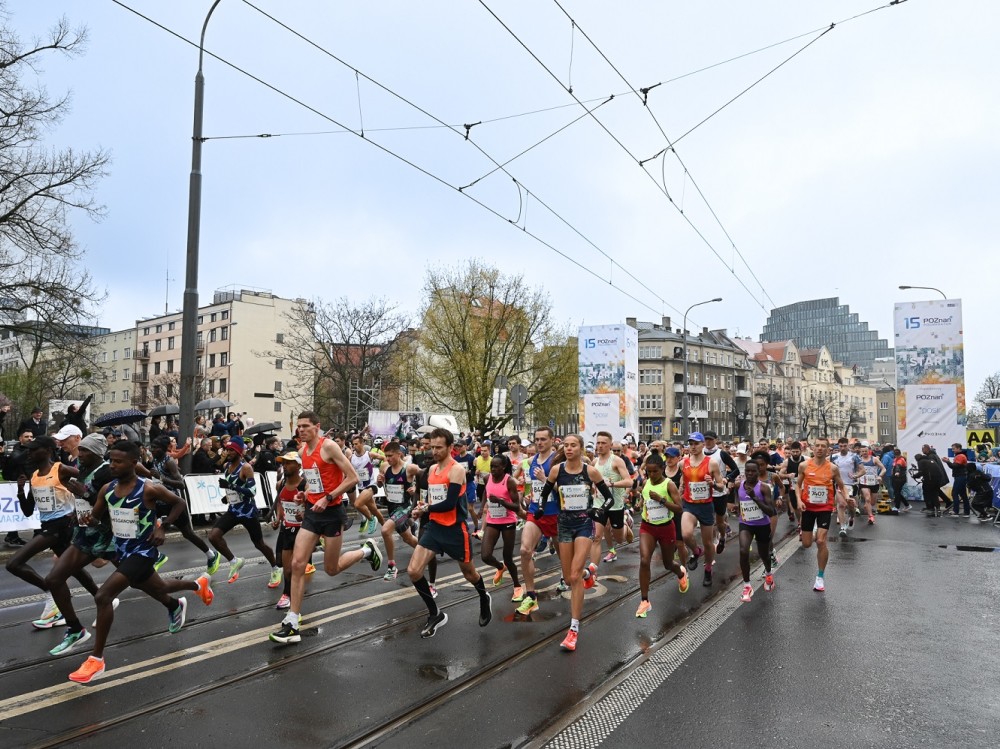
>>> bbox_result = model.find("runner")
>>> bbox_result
[858,444,885,525]
[472,444,492,538]
[796,436,846,592]
[831,437,863,538]
[635,453,688,618]
[453,439,478,536]
[377,441,421,581]
[679,432,727,587]
[516,427,558,615]
[535,434,616,651]
[270,412,382,644]
[146,436,220,574]
[351,435,386,537]
[270,451,306,610]
[207,436,281,587]
[703,430,739,554]
[662,446,690,570]
[407,427,491,638]
[481,455,522,592]
[732,459,776,603]
[752,450,784,569]
[6,436,102,629]
[589,431,631,568]
[778,441,806,531]
[67,440,214,684]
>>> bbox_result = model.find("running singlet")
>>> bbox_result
[528,452,557,515]
[104,478,157,559]
[223,460,257,519]
[300,439,345,506]
[555,463,593,517]
[484,473,517,524]
[833,452,861,486]
[596,454,626,511]
[30,467,74,522]
[737,481,770,526]
[351,451,375,489]
[426,458,466,528]
[74,461,110,526]
[640,478,673,525]
[681,456,713,504]
[859,458,880,487]
[785,455,805,492]
[279,480,306,527]
[383,464,412,512]
[801,459,835,512]
[704,448,728,498]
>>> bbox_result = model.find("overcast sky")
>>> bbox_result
[8,1,997,398]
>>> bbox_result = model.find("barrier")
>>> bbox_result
[0,482,42,532]
[184,474,268,516]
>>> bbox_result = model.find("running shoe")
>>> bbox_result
[635,600,652,618]
[227,557,245,583]
[548,540,557,555]
[50,627,91,656]
[268,567,283,589]
[91,597,120,627]
[363,539,383,571]
[515,519,525,530]
[39,595,60,622]
[473,529,484,540]
[383,564,398,581]
[206,550,222,575]
[583,563,598,590]
[838,526,847,538]
[420,611,448,639]
[195,574,214,606]
[770,551,778,567]
[556,577,570,593]
[429,584,438,599]
[678,568,689,594]
[535,536,548,553]
[559,629,578,652]
[867,515,875,525]
[32,611,66,630]
[716,536,726,555]
[367,517,379,535]
[154,553,169,572]
[357,518,369,537]
[848,516,855,528]
[167,597,188,633]
[275,594,291,610]
[813,576,825,592]
[479,592,492,627]
[764,574,775,592]
[702,567,713,587]
[602,549,617,563]
[492,565,506,586]
[686,547,702,572]
[269,621,301,644]
[740,584,753,603]
[901,505,911,512]
[4,535,26,547]
[511,586,525,603]
[516,596,538,615]
[69,655,106,684]
[305,562,316,575]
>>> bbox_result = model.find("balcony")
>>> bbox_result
[195,337,205,353]
[673,382,708,396]
[735,389,752,399]
[675,408,709,420]
[133,372,149,384]
[134,348,149,361]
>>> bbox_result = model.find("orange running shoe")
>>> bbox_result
[305,563,316,575]
[196,574,214,606]
[678,568,690,594]
[492,564,506,587]
[635,600,652,618]
[560,629,578,652]
[69,656,105,684]
[583,563,598,590]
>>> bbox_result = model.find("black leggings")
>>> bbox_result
[738,524,772,583]
[481,523,519,587]
[892,481,909,509]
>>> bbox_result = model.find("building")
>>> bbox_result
[89,328,139,419]
[761,298,891,374]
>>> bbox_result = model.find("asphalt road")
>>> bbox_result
[0,507,997,748]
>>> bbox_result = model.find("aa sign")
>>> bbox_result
[966,430,996,450]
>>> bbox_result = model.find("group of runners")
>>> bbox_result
[5,412,886,683]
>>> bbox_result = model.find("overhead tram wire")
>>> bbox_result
[238,0,690,320]
[109,0,685,322]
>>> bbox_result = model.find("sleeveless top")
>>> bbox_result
[383,463,412,511]
[104,477,157,559]
[801,459,835,511]
[278,478,306,528]
[681,456,713,504]
[300,438,345,506]
[351,451,375,489]
[737,480,770,526]
[555,462,593,518]
[528,452,557,515]
[596,453,626,511]
[859,458,881,487]
[640,477,673,525]
[30,466,74,523]
[426,458,466,528]
[484,473,517,524]
[223,460,258,518]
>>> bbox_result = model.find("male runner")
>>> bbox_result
[270,412,381,644]
[778,441,806,530]
[377,441,421,580]
[703,430,739,554]
[796,437,846,592]
[516,426,558,615]
[680,432,726,587]
[350,435,385,536]
[590,431,631,567]
[831,437,863,538]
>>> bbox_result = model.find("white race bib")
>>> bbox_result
[303,467,324,494]
[225,489,242,505]
[861,468,879,486]
[740,499,765,522]
[356,467,370,484]
[807,485,828,505]
[110,506,138,539]
[33,486,56,514]
[75,498,92,524]
[487,501,509,519]
[281,500,302,524]
[689,481,710,502]
[531,480,546,502]
[384,484,406,505]
[427,484,447,506]
[645,498,671,523]
[559,484,589,512]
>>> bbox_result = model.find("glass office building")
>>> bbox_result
[761,298,891,374]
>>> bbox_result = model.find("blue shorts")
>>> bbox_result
[682,501,716,527]
[557,514,594,544]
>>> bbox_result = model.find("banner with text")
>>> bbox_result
[578,324,638,442]
[0,482,42,533]
[894,298,965,471]
[184,474,268,516]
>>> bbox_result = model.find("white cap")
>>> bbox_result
[53,424,83,441]
[735,442,749,455]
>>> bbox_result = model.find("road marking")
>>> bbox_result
[0,563,561,721]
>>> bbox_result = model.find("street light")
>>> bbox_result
[179,0,224,471]
[898,285,947,300]
[681,297,722,433]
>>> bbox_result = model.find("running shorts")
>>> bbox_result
[39,515,75,555]
[640,520,676,544]
[418,521,472,563]
[682,500,716,527]
[713,492,731,517]
[301,503,348,538]
[277,524,299,551]
[801,510,832,533]
[71,525,117,560]
[389,506,414,536]
[116,553,156,586]
[604,508,625,529]
[557,514,594,544]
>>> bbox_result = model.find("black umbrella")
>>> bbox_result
[194,398,233,411]
[244,420,282,436]
[93,408,148,427]
[148,404,180,417]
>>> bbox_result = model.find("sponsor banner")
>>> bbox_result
[578,325,638,441]
[184,474,267,516]
[897,384,965,469]
[0,482,42,532]
[583,393,621,438]
[367,411,427,440]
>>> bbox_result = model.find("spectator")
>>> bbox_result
[942,443,970,516]
[17,407,46,438]
[193,415,209,440]
[227,411,243,436]
[253,436,280,474]
[61,395,93,433]
[914,453,947,516]
[148,415,164,442]
[164,418,180,442]
[210,414,229,437]
[881,444,896,501]
[0,402,11,440]
[3,428,35,547]
[190,438,217,474]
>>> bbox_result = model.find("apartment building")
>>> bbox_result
[90,328,139,419]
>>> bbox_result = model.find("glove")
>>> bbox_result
[587,507,608,525]
[218,477,229,489]
[532,506,544,520]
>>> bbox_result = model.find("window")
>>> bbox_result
[100,393,106,403]
[168,321,175,331]
[221,310,229,320]
[143,327,150,336]
[155,325,162,333]
[153,385,160,399]
[124,347,131,359]
[112,350,118,361]
[123,368,130,380]
[197,316,203,325]
[207,380,214,394]
[101,352,107,363]
[167,360,174,374]
[209,354,216,367]
[639,369,662,384]
[638,345,660,359]
[276,333,284,344]
[688,350,699,362]
[880,414,890,423]
[274,381,282,391]
[639,394,663,411]
[209,328,217,342]
[166,384,174,398]
[110,391,116,403]
[168,337,175,350]
[154,339,162,352]
[221,352,228,366]
[221,326,228,341]
[692,371,699,386]
[123,389,130,402]
[111,370,117,382]
[274,402,282,413]
[219,378,227,392]
[210,313,217,322]
[275,359,283,370]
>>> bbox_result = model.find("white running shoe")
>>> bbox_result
[92,598,120,627]
[813,576,826,592]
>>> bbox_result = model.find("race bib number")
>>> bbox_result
[689,482,710,502]
[303,467,324,494]
[807,486,828,505]
[225,489,243,505]
[281,500,302,524]
[356,467,370,484]
[110,506,138,539]
[645,498,671,523]
[33,486,56,514]
[427,484,447,506]
[559,484,589,512]
[75,498,92,523]
[531,480,546,503]
[476,474,486,485]
[861,469,879,486]
[384,484,406,505]
[740,499,765,522]
[487,501,509,519]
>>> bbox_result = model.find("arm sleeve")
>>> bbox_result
[428,482,462,514]
[720,452,740,481]
[595,480,615,509]
[539,480,556,502]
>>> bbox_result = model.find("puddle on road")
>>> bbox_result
[417,662,472,681]
[503,610,559,623]
[938,544,1000,553]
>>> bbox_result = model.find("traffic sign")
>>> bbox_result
[967,429,996,451]
[651,420,662,435]
[987,407,1000,426]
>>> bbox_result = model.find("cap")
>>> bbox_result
[703,430,718,440]
[664,446,681,457]
[79,433,108,456]
[521,438,530,447]
[276,451,302,464]
[228,436,246,455]
[483,439,492,445]
[26,435,57,452]
[31,406,42,414]
[373,436,384,445]
[53,424,83,441]
[688,432,705,443]
[736,442,748,455]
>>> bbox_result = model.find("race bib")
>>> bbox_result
[689,482,710,502]
[427,484,447,506]
[476,474,486,485]
[487,501,509,519]
[740,499,765,522]
[531,480,546,503]
[281,500,302,524]
[559,484,589,512]
[645,498,671,523]
[75,498,92,523]
[861,468,879,486]
[807,486,828,505]
[33,486,56,514]
[110,506,138,539]
[384,484,406,505]
[225,489,242,505]
[356,467,370,483]
[303,467,324,494]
